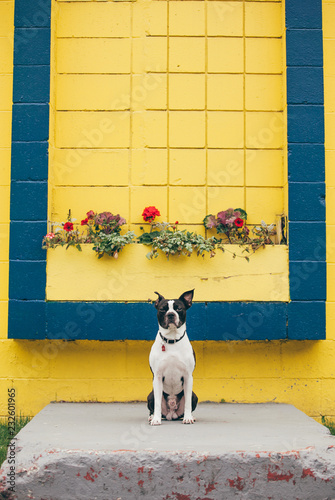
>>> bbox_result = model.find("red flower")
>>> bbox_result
[234,218,244,228]
[142,206,161,222]
[86,210,95,220]
[64,222,74,232]
[175,221,179,225]
[81,218,89,226]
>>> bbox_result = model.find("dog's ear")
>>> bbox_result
[179,289,194,309]
[154,291,165,309]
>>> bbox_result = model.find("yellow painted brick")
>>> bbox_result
[207,38,243,73]
[0,149,10,185]
[0,262,8,300]
[245,2,282,37]
[245,38,283,74]
[207,149,244,186]
[132,37,167,73]
[207,1,243,36]
[243,379,322,416]
[325,77,335,112]
[324,40,335,76]
[169,111,205,148]
[326,113,335,149]
[169,37,205,72]
[0,223,9,261]
[56,2,131,37]
[169,74,205,110]
[207,187,245,215]
[246,149,284,187]
[322,379,335,415]
[56,75,131,111]
[131,149,168,185]
[0,186,9,223]
[169,149,206,185]
[126,341,152,379]
[48,341,128,380]
[327,188,335,224]
[130,186,167,223]
[323,2,335,39]
[207,111,244,148]
[0,2,13,37]
[57,38,131,74]
[0,112,12,148]
[326,302,335,340]
[326,225,335,262]
[132,111,167,148]
[245,75,283,111]
[0,302,8,339]
[169,1,205,36]
[207,74,243,111]
[0,75,12,111]
[203,341,282,379]
[0,38,12,74]
[51,187,130,223]
[133,1,167,37]
[55,111,130,149]
[280,341,325,379]
[246,112,284,149]
[327,150,335,185]
[46,244,289,302]
[246,187,284,224]
[51,148,129,186]
[169,186,207,223]
[328,264,335,301]
[132,74,167,111]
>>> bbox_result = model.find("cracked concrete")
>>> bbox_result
[1,402,335,499]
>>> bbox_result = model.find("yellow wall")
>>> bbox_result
[0,0,13,342]
[0,0,335,424]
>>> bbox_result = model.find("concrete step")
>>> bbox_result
[1,402,335,499]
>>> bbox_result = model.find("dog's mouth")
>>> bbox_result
[165,317,181,328]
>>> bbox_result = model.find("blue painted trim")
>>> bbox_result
[7,302,287,341]
[286,0,326,339]
[8,0,326,341]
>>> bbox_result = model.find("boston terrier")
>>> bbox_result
[147,289,198,425]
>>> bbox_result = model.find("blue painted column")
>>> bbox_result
[8,0,51,338]
[286,0,326,339]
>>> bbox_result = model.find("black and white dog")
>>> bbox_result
[147,289,198,425]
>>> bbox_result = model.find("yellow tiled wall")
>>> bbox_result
[2,0,335,424]
[0,0,13,341]
[50,0,285,231]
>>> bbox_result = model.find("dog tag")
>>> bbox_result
[162,344,166,351]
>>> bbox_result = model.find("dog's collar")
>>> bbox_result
[159,330,186,344]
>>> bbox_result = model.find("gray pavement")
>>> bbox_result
[1,402,335,499]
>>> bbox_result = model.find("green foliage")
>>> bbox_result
[0,416,31,467]
[321,416,335,436]
[93,231,135,259]
[139,222,221,259]
[42,209,279,262]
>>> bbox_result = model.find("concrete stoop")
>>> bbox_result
[1,403,335,500]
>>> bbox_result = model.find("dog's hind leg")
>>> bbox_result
[147,390,154,422]
[182,374,195,424]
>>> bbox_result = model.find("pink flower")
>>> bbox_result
[45,233,55,239]
[86,210,95,220]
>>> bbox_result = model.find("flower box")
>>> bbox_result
[46,243,289,302]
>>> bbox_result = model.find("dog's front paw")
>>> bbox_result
[183,414,195,424]
[150,416,161,426]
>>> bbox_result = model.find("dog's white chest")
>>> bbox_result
[149,334,195,391]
